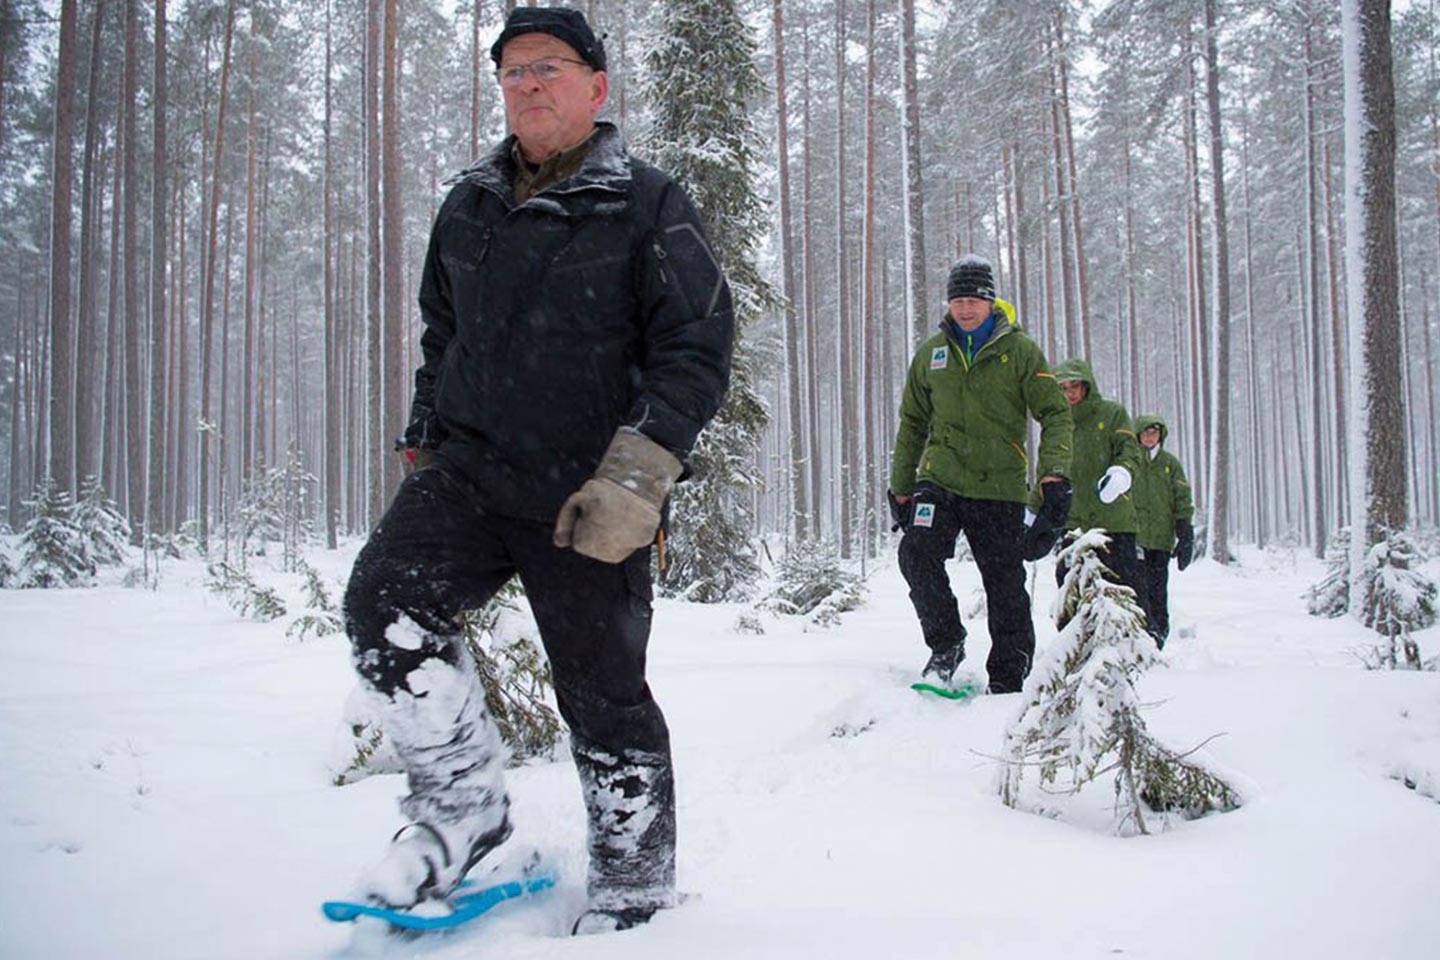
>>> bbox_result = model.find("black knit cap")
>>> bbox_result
[947,255,996,302]
[490,6,607,72]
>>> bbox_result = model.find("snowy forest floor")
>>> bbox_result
[2,541,1438,960]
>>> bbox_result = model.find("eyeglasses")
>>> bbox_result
[496,57,590,88]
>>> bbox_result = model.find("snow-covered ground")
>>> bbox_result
[2,542,1437,960]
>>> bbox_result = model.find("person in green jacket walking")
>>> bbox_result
[889,255,1073,694]
[1050,357,1149,624]
[1132,414,1195,646]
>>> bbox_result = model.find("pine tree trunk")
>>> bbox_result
[899,0,928,348]
[75,0,106,490]
[834,2,853,557]
[365,0,384,529]
[861,0,878,557]
[1343,0,1405,552]
[801,15,822,539]
[47,0,80,495]
[1053,9,1091,361]
[324,0,339,550]
[122,0,143,540]
[147,0,168,541]
[381,0,407,506]
[773,0,807,540]
[1203,0,1232,563]
[1303,1,1327,557]
[1322,136,1349,525]
[242,28,258,484]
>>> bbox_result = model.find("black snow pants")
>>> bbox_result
[897,483,1035,694]
[344,458,675,909]
[1141,548,1172,646]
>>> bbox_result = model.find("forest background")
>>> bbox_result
[1,0,1437,590]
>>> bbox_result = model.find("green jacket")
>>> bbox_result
[890,299,1072,504]
[1050,357,1141,534]
[1132,414,1195,551]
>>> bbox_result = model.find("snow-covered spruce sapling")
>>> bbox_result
[998,530,1240,834]
[71,477,132,570]
[17,479,92,588]
[206,560,287,621]
[757,538,864,626]
[286,560,344,642]
[462,579,563,764]
[1306,527,1352,618]
[1356,528,1436,671]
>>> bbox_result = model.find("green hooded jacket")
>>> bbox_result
[1050,357,1141,533]
[890,299,1072,503]
[1132,414,1195,551]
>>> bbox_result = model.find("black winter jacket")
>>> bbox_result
[407,123,734,521]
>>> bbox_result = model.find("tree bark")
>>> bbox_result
[381,0,407,505]
[899,0,928,348]
[148,0,169,541]
[75,0,106,489]
[47,0,80,495]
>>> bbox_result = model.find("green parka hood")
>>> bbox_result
[1052,356,1099,395]
[1134,414,1169,445]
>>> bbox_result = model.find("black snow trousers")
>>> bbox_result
[1141,548,1172,646]
[1054,530,1151,636]
[344,459,675,908]
[897,483,1035,694]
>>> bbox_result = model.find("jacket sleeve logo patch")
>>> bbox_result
[914,503,936,528]
[929,347,948,370]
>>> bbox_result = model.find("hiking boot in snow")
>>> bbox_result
[357,638,513,908]
[572,735,677,921]
[921,643,965,686]
[571,905,658,935]
[360,816,512,909]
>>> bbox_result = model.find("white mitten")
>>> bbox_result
[1097,465,1132,504]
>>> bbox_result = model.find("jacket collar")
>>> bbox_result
[449,121,632,216]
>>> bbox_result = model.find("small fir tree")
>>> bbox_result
[1356,528,1436,671]
[758,538,865,627]
[998,530,1240,834]
[70,477,133,569]
[639,0,775,603]
[1306,526,1352,618]
[206,560,288,621]
[286,560,344,642]
[17,479,92,588]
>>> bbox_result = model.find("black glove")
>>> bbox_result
[1022,478,1073,561]
[887,490,910,533]
[1174,520,1195,571]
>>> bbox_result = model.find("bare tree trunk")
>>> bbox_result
[365,0,383,528]
[1203,0,1233,562]
[1239,75,1265,548]
[381,0,406,506]
[1053,8,1091,360]
[470,0,481,160]
[1342,0,1405,549]
[1047,33,1077,357]
[147,0,168,543]
[324,0,339,550]
[75,0,107,489]
[1322,135,1349,525]
[800,13,822,539]
[899,0,928,347]
[861,0,878,557]
[199,0,236,553]
[834,2,854,556]
[104,125,124,500]
[242,25,258,484]
[47,0,80,494]
[122,0,143,539]
[1011,138,1031,329]
[1303,1,1327,557]
[772,0,806,540]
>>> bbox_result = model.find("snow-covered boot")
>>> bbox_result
[357,639,512,909]
[921,642,964,685]
[570,734,676,932]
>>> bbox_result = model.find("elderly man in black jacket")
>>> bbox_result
[342,6,733,935]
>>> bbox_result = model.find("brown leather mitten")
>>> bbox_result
[553,428,682,564]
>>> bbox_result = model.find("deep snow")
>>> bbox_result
[1,542,1437,959]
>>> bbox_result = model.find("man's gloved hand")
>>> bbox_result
[887,490,911,533]
[554,427,682,564]
[1022,477,1073,561]
[1174,520,1195,571]
[1097,465,1133,504]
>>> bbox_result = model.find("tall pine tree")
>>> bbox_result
[638,0,775,602]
